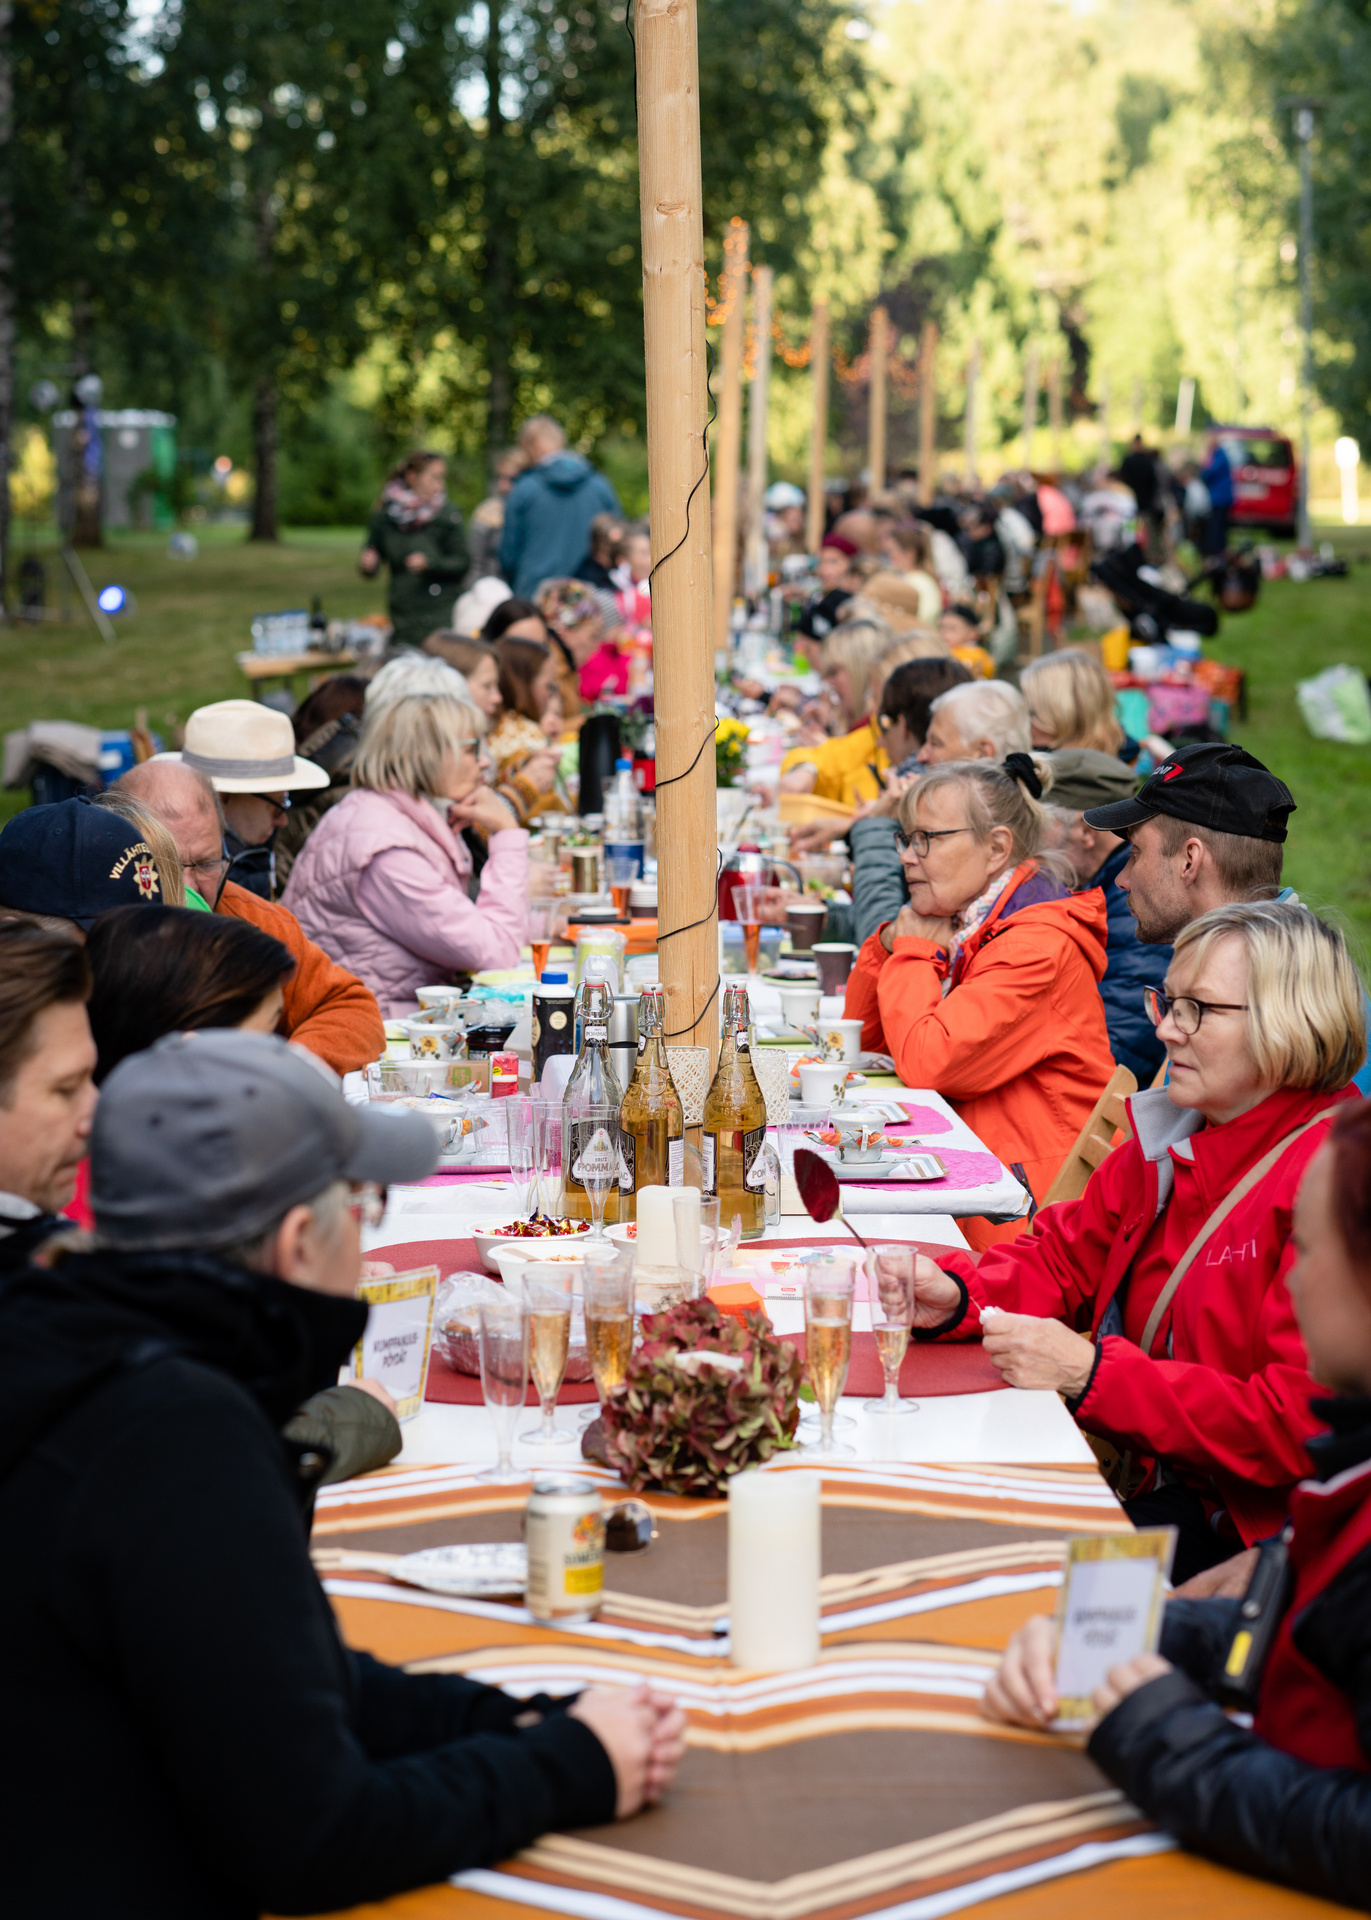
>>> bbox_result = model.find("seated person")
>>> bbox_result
[917,678,1030,767]
[779,618,896,804]
[937,604,995,678]
[984,1097,1371,1912]
[879,520,944,624]
[487,630,568,805]
[903,901,1365,1578]
[419,630,505,725]
[534,577,624,722]
[796,534,861,641]
[0,1030,685,1913]
[845,754,1113,1248]
[0,921,95,1271]
[1022,645,1171,767]
[0,794,178,937]
[273,673,369,892]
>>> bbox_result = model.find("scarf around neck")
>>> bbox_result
[383,478,447,530]
[941,866,1016,994]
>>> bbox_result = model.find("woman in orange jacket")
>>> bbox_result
[844,753,1114,1247]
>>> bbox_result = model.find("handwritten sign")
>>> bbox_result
[1052,1529,1175,1727]
[353,1266,438,1422]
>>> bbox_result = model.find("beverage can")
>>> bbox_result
[525,1475,606,1623]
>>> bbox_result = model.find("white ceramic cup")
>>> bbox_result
[822,1017,866,1064]
[778,985,821,1030]
[798,1060,846,1107]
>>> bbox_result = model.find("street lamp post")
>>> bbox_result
[1295,105,1315,551]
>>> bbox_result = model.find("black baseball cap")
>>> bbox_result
[0,796,167,929]
[1082,742,1296,844]
[92,1029,439,1251]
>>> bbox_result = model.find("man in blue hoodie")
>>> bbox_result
[500,415,622,597]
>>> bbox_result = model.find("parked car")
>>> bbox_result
[1213,426,1298,539]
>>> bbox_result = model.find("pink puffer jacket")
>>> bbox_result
[282,788,528,1014]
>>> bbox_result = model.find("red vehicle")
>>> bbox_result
[1213,426,1298,539]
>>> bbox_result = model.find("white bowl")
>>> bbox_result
[472,1220,592,1274]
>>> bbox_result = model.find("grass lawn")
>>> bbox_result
[4,516,1371,950]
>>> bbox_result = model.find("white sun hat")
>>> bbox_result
[155,699,330,793]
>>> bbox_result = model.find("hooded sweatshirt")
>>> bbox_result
[499,454,622,598]
[0,1247,615,1918]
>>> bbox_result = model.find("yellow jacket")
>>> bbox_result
[781,718,888,810]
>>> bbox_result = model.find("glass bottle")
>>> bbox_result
[618,985,685,1221]
[701,983,769,1240]
[561,978,623,1225]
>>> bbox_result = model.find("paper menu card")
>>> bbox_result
[1052,1529,1176,1727]
[352,1266,438,1421]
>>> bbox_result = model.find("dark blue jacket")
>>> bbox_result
[1201,443,1234,510]
[499,454,621,598]
[1093,842,1170,1083]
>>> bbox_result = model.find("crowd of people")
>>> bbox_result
[0,411,1370,1913]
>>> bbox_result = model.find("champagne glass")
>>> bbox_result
[605,854,637,921]
[801,1255,856,1458]
[504,1095,538,1220]
[475,1292,529,1483]
[531,1098,567,1219]
[733,883,766,976]
[672,1189,721,1297]
[518,1266,576,1444]
[569,1102,621,1243]
[864,1244,919,1416]
[584,1262,635,1408]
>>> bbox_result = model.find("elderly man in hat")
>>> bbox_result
[121,709,385,1076]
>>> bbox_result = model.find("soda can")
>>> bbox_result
[525,1474,606,1623]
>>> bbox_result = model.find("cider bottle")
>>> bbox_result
[618,985,685,1221]
[701,983,769,1240]
[561,979,623,1225]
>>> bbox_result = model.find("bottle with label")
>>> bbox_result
[561,978,623,1225]
[701,983,769,1240]
[618,985,685,1220]
[603,757,644,877]
[531,972,575,1085]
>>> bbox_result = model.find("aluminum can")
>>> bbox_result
[524,1475,606,1623]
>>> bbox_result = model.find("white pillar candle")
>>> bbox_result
[635,1185,677,1268]
[727,1469,821,1670]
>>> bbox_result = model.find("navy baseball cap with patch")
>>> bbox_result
[0,796,168,929]
[1082,741,1296,844]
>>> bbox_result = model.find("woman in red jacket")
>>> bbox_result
[844,753,1113,1247]
[984,1098,1371,1909]
[905,901,1367,1579]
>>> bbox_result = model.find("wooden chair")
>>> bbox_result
[1041,1064,1138,1208]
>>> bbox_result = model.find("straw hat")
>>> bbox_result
[155,700,329,793]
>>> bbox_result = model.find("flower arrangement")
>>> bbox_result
[594,1298,801,1496]
[715,716,751,789]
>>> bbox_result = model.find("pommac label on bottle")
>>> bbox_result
[618,1132,635,1192]
[741,1125,767,1189]
[569,1123,618,1186]
[702,1132,716,1196]
[702,1127,766,1196]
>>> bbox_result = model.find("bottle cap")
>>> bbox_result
[540,971,569,983]
[615,756,632,771]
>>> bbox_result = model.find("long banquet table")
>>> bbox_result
[320,1124,1360,1920]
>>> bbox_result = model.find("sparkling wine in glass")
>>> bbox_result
[584,1263,635,1407]
[865,1244,919,1415]
[519,1266,575,1444]
[802,1256,856,1458]
[476,1294,529,1483]
[733,883,766,976]
[606,854,637,921]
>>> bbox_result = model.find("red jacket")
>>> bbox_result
[844,862,1114,1222]
[935,1083,1358,1545]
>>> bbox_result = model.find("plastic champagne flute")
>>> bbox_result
[518,1266,576,1445]
[475,1293,530,1483]
[864,1244,920,1415]
[801,1255,856,1458]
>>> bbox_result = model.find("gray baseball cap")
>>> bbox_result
[91,1029,439,1251]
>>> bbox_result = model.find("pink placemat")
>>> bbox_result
[888,1103,953,1136]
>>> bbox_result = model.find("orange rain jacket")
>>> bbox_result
[845,862,1114,1242]
[219,881,385,1077]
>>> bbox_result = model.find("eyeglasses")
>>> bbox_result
[894,826,975,856]
[1143,987,1250,1036]
[346,1183,389,1229]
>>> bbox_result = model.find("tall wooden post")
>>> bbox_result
[805,298,829,553]
[744,263,774,596]
[917,321,938,504]
[1021,343,1039,472]
[710,219,748,657]
[1047,358,1064,476]
[867,304,888,496]
[1098,372,1112,467]
[964,339,981,484]
[637,0,718,1064]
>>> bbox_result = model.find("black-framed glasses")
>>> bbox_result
[894,826,976,856]
[1143,986,1250,1036]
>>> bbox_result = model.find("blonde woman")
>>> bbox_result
[846,753,1113,1245]
[779,618,896,801]
[896,901,1366,1582]
[1020,646,1172,764]
[282,692,527,1014]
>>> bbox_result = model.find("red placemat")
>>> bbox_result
[779,1330,1004,1397]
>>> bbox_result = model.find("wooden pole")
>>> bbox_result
[964,338,981,485]
[1021,343,1039,472]
[710,219,748,657]
[744,263,773,596]
[1098,372,1112,467]
[636,0,718,1066]
[1048,357,1064,476]
[917,320,938,505]
[867,303,888,497]
[805,298,829,553]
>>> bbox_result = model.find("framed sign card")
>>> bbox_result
[1052,1528,1176,1728]
[353,1266,439,1421]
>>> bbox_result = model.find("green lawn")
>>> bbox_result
[4,517,1371,949]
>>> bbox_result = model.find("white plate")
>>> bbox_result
[390,1544,527,1597]
[828,1152,948,1182]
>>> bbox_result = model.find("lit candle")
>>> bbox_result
[635,1185,677,1268]
[727,1469,821,1670]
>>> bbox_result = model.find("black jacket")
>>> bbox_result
[1089,1397,1371,1911]
[0,1247,616,1918]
